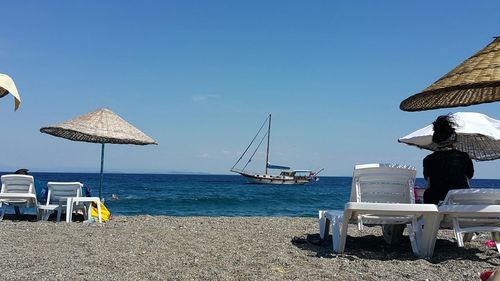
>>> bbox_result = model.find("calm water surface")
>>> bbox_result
[3,173,500,217]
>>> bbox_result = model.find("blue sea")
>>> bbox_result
[4,173,500,217]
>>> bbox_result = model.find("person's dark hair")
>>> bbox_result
[14,168,29,175]
[432,114,456,144]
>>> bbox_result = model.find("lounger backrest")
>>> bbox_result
[46,182,82,205]
[0,175,35,194]
[443,189,500,205]
[350,163,416,204]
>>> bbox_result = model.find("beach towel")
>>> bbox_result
[91,202,111,222]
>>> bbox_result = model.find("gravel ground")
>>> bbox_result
[0,215,498,280]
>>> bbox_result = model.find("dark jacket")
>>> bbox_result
[423,149,474,204]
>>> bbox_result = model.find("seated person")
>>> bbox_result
[423,114,474,204]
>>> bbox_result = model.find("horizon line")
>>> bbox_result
[1,171,500,181]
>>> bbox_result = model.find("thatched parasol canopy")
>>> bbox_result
[40,108,157,199]
[400,37,500,111]
[0,73,21,111]
[40,108,157,145]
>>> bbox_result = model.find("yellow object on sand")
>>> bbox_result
[91,202,111,222]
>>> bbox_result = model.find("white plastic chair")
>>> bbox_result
[438,188,500,252]
[0,175,39,220]
[38,182,83,222]
[319,164,441,259]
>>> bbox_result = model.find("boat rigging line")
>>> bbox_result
[314,168,325,176]
[231,115,270,170]
[242,131,268,171]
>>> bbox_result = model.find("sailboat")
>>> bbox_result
[230,114,321,184]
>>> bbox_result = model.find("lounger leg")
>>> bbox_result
[66,206,71,223]
[337,215,349,253]
[14,206,21,216]
[97,201,102,223]
[408,223,419,256]
[452,218,464,247]
[418,213,441,260]
[332,215,342,252]
[56,205,62,223]
[86,203,91,221]
[357,215,364,231]
[66,198,72,223]
[66,207,71,223]
[42,210,51,221]
[318,211,329,240]
[408,217,423,256]
[0,205,6,221]
[36,208,41,221]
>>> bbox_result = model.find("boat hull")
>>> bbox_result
[235,171,315,185]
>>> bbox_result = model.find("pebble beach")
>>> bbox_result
[0,216,498,280]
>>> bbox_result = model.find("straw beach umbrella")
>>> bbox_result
[0,73,21,111]
[400,37,500,111]
[40,108,157,199]
[399,112,500,161]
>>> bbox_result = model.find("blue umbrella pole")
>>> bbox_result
[99,143,105,200]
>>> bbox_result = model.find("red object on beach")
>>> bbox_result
[485,240,497,248]
[480,270,494,281]
[413,187,425,204]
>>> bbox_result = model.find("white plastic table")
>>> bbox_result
[67,197,102,223]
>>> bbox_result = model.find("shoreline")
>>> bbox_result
[0,216,498,280]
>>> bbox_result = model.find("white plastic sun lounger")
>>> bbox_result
[319,203,439,259]
[0,175,39,220]
[437,188,500,252]
[38,182,83,223]
[319,164,440,259]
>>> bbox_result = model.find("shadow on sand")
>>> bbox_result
[291,230,498,264]
[0,212,85,222]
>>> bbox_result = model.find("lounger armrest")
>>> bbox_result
[439,205,500,216]
[345,202,438,215]
[0,193,37,203]
[38,205,60,210]
[0,193,36,199]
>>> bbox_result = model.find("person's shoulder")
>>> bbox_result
[424,152,437,162]
[448,149,472,160]
[458,150,472,159]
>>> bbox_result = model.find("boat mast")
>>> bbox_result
[265,114,271,175]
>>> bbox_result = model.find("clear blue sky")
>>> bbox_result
[1,1,500,178]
